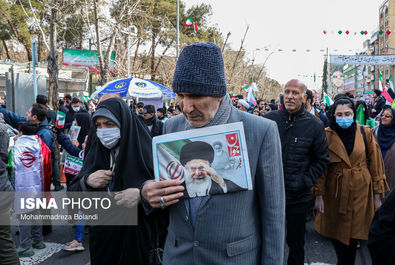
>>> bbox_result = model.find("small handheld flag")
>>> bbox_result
[56,111,66,129]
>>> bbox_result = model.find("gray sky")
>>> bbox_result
[185,0,384,90]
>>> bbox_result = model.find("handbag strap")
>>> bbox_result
[359,125,369,166]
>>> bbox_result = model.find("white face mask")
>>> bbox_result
[73,107,80,112]
[96,128,121,149]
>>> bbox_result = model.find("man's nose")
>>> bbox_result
[182,99,194,113]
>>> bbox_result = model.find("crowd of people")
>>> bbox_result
[0,41,394,265]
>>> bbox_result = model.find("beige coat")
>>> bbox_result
[313,125,389,245]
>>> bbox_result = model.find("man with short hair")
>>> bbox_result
[141,42,285,265]
[233,94,243,107]
[157,108,167,122]
[136,102,144,116]
[265,79,329,265]
[305,89,329,127]
[36,95,62,191]
[142,105,163,137]
[257,99,265,111]
[36,95,57,125]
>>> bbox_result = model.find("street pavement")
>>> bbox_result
[11,187,373,265]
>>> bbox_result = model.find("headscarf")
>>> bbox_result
[329,97,357,156]
[78,97,153,190]
[378,106,395,151]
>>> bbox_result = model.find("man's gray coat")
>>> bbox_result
[162,106,285,265]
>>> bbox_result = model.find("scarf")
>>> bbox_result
[378,108,395,151]
[330,122,356,156]
[144,115,156,126]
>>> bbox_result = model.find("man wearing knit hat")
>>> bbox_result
[141,42,285,265]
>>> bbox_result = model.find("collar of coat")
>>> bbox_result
[326,126,361,168]
[280,104,306,121]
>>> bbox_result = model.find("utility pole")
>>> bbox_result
[31,41,37,99]
[127,35,131,76]
[176,0,180,57]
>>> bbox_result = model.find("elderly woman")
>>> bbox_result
[313,97,389,265]
[69,98,166,265]
[372,106,395,190]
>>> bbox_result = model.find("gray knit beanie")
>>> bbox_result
[172,42,227,97]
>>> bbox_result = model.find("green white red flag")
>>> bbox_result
[184,17,197,32]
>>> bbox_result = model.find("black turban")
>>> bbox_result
[180,141,214,166]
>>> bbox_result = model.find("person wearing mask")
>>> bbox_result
[142,105,163,137]
[65,98,88,130]
[236,99,250,112]
[305,89,329,127]
[265,79,329,265]
[0,113,20,264]
[314,97,389,265]
[372,106,395,190]
[372,89,386,118]
[141,42,285,265]
[156,108,168,122]
[69,97,166,265]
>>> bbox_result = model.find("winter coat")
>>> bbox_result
[313,125,389,245]
[65,108,88,130]
[0,114,12,212]
[372,127,395,191]
[265,106,329,205]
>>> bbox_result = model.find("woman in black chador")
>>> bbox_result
[70,97,167,265]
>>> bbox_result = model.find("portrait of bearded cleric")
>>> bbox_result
[180,141,241,198]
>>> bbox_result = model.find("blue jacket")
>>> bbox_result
[0,106,53,148]
[56,132,82,158]
[37,119,54,149]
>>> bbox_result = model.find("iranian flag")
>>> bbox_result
[184,17,197,32]
[56,111,66,129]
[387,75,395,100]
[323,92,333,106]
[245,83,258,106]
[379,71,394,103]
[155,140,192,182]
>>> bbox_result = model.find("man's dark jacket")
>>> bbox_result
[265,106,329,205]
[65,108,88,130]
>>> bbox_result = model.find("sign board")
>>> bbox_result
[63,49,115,74]
[331,54,395,65]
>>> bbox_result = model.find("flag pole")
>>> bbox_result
[176,0,180,57]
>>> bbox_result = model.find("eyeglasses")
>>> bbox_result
[382,114,393,118]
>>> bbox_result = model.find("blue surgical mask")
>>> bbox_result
[336,117,354,129]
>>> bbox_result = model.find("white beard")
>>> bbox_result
[185,173,212,197]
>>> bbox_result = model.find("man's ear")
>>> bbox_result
[32,115,38,122]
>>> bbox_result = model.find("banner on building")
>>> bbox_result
[63,49,115,74]
[330,55,395,65]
